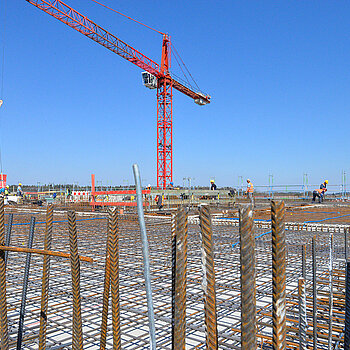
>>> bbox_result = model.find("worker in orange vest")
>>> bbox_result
[312,188,327,203]
[245,179,254,204]
[155,194,164,210]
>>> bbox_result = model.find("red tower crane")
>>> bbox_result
[25,0,211,189]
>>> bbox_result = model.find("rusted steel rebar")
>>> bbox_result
[271,200,286,350]
[68,210,83,350]
[328,233,333,350]
[38,204,54,350]
[108,208,121,349]
[0,246,93,262]
[345,260,350,350]
[199,205,218,350]
[4,213,13,267]
[312,235,317,349]
[171,213,176,348]
[239,205,256,350]
[17,217,36,350]
[0,197,9,350]
[302,244,306,279]
[99,229,111,350]
[345,228,349,262]
[172,206,188,350]
[298,278,307,350]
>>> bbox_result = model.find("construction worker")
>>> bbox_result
[228,188,237,205]
[245,179,254,204]
[210,180,217,190]
[17,183,23,197]
[155,194,164,210]
[312,187,327,203]
[320,180,328,190]
[0,186,6,195]
[4,185,9,197]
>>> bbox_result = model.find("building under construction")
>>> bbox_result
[0,186,349,349]
[0,1,349,349]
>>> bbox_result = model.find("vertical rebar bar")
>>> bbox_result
[132,163,156,350]
[346,228,349,262]
[171,213,176,349]
[298,278,307,350]
[16,217,36,350]
[108,208,121,350]
[239,205,256,350]
[38,204,53,350]
[345,260,350,350]
[328,233,333,350]
[0,197,9,350]
[302,244,306,279]
[68,210,83,350]
[271,200,286,350]
[172,206,188,350]
[99,229,111,350]
[4,213,13,267]
[199,204,218,350]
[312,235,317,349]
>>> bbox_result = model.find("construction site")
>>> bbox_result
[0,0,349,350]
[0,188,349,349]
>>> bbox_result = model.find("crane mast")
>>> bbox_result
[157,35,172,189]
[25,0,211,189]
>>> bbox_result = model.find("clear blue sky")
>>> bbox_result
[0,0,349,188]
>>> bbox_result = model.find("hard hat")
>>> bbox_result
[325,180,329,184]
[19,183,22,186]
[247,179,251,182]
[148,184,151,187]
[210,179,214,183]
[6,185,9,188]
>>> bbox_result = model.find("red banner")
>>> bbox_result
[0,174,7,188]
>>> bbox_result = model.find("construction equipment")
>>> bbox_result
[24,0,211,189]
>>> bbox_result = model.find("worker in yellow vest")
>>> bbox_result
[245,179,254,205]
[4,185,9,197]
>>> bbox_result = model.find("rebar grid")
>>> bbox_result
[1,205,348,349]
[38,204,53,349]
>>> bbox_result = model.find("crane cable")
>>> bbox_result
[90,0,165,36]
[89,0,202,93]
[172,43,200,92]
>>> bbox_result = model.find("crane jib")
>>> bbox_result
[25,0,161,76]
